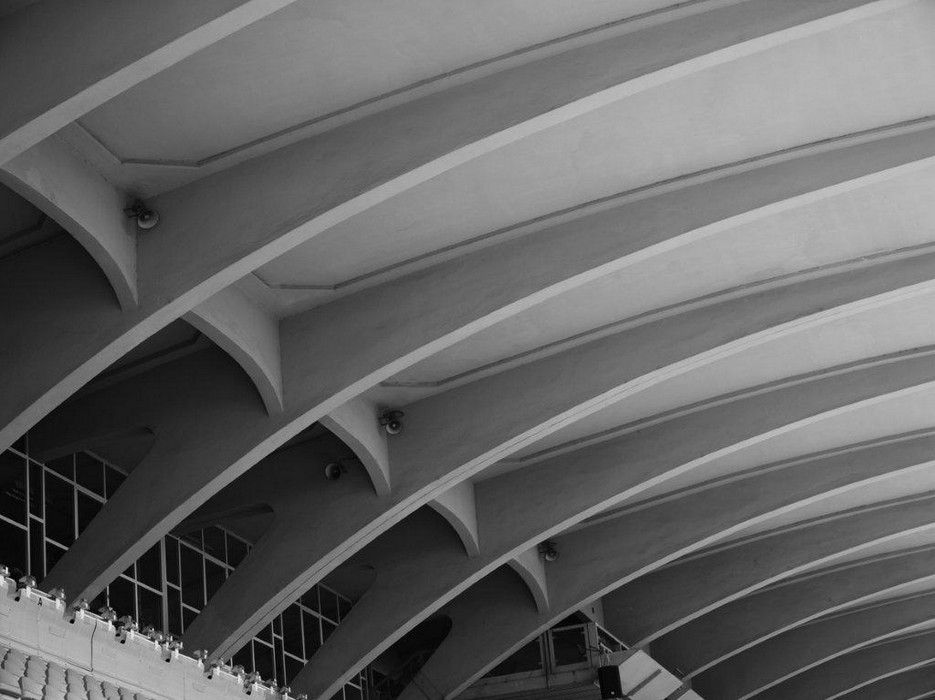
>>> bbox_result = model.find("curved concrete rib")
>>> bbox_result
[0,0,299,164]
[429,483,479,558]
[395,568,540,700]
[30,113,935,638]
[402,493,935,700]
[653,547,935,678]
[183,249,935,661]
[0,234,134,443]
[142,0,892,313]
[288,351,935,699]
[186,287,283,415]
[695,592,935,699]
[1,138,137,309]
[33,346,276,585]
[54,247,935,662]
[319,397,390,497]
[507,548,549,613]
[20,123,935,628]
[0,0,914,459]
[303,426,935,697]
[176,439,358,536]
[609,512,935,648]
[11,114,935,465]
[756,630,935,700]
[839,664,935,700]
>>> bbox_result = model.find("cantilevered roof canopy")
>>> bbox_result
[5,1,935,697]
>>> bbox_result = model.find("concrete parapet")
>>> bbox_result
[0,574,302,700]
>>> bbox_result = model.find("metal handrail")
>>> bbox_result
[476,620,628,686]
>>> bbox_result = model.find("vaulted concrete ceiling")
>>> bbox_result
[5,1,935,698]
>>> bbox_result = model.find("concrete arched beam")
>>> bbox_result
[26,115,935,652]
[653,547,935,678]
[606,507,935,647]
[285,348,935,698]
[179,250,935,662]
[173,442,323,535]
[0,232,140,448]
[0,0,300,164]
[10,110,935,508]
[186,287,283,416]
[838,664,935,700]
[142,0,891,318]
[394,569,542,700]
[406,495,935,698]
[32,427,155,465]
[1,138,137,309]
[429,482,479,557]
[0,0,918,460]
[289,394,935,700]
[756,630,935,700]
[695,592,935,699]
[507,547,549,613]
[319,397,391,497]
[28,341,261,465]
[385,247,935,508]
[176,504,274,537]
[40,240,935,663]
[394,493,935,700]
[34,346,274,590]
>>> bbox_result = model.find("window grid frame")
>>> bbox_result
[1,442,369,694]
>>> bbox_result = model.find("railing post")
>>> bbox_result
[587,622,601,668]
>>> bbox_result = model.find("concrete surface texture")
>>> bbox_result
[5,1,935,698]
